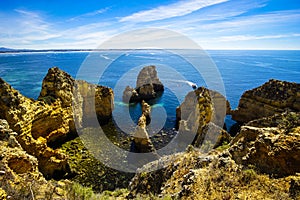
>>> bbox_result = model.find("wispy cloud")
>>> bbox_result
[68,7,110,21]
[144,0,268,31]
[14,9,40,18]
[200,9,300,32]
[219,33,300,41]
[119,0,228,23]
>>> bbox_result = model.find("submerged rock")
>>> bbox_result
[123,65,164,102]
[231,79,300,123]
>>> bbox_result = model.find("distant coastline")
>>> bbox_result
[1,47,300,54]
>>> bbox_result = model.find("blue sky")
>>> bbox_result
[0,0,300,49]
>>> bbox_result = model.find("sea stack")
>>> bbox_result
[123,65,164,103]
[176,87,231,149]
[130,100,156,153]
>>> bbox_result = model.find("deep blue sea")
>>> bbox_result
[0,50,300,131]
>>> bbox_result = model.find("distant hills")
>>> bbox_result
[0,47,96,53]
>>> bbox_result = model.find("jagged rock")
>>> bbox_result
[289,176,300,199]
[229,112,300,177]
[0,188,7,199]
[123,86,139,103]
[123,66,164,102]
[128,147,292,199]
[128,149,223,198]
[0,78,70,178]
[176,87,230,149]
[39,66,74,107]
[231,79,300,123]
[39,67,114,124]
[131,101,156,153]
[0,67,114,178]
[0,119,64,199]
[141,100,151,125]
[194,122,231,150]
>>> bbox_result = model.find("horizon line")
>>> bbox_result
[1,47,300,53]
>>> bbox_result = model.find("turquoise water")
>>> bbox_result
[1,50,300,130]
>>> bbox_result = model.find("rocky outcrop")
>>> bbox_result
[128,150,216,197]
[131,101,156,153]
[176,87,230,149]
[0,119,66,199]
[39,67,114,124]
[128,145,295,199]
[0,78,70,178]
[0,67,114,179]
[231,79,300,123]
[123,66,164,102]
[229,112,300,177]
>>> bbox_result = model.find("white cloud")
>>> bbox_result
[200,9,300,31]
[68,7,110,21]
[119,0,228,23]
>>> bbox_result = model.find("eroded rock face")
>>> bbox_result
[128,150,224,198]
[0,78,70,178]
[131,101,156,153]
[231,79,300,123]
[39,67,114,124]
[123,66,164,102]
[229,112,300,177]
[0,119,65,199]
[176,87,230,149]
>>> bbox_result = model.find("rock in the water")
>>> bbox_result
[131,101,156,153]
[123,65,164,102]
[231,79,300,123]
[229,112,300,177]
[176,87,230,149]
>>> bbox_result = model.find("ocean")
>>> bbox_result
[1,50,300,131]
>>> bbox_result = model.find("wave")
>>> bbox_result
[99,54,111,60]
[163,79,197,87]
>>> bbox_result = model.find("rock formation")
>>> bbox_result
[231,79,300,123]
[0,67,114,179]
[0,78,70,178]
[39,67,114,125]
[123,66,164,103]
[0,119,67,199]
[230,112,300,177]
[176,87,231,149]
[131,101,156,153]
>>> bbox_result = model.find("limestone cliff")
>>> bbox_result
[230,112,300,177]
[0,119,67,199]
[231,79,300,123]
[0,67,114,179]
[176,87,231,149]
[0,78,70,178]
[39,67,114,124]
[123,65,164,102]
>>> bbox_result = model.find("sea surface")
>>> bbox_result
[0,50,300,131]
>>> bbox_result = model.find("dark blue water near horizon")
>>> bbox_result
[0,50,300,130]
